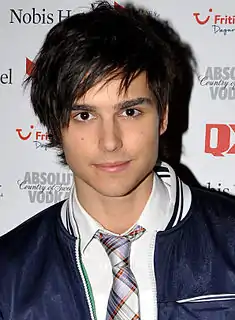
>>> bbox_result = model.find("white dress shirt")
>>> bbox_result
[61,163,192,320]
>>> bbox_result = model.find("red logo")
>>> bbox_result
[16,125,49,150]
[193,8,212,25]
[193,9,235,26]
[16,125,49,141]
[16,125,34,140]
[205,124,235,156]
[26,57,35,76]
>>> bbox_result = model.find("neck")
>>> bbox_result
[74,172,154,234]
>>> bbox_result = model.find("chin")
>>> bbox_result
[95,187,133,198]
[94,178,145,197]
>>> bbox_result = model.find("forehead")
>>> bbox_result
[77,72,153,104]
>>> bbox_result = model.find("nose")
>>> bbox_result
[98,118,123,152]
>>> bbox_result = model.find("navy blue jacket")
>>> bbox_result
[1,187,235,319]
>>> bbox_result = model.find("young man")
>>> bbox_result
[1,1,235,320]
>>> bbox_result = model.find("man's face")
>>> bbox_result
[62,72,168,197]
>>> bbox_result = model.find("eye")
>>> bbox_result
[74,112,95,121]
[121,108,142,117]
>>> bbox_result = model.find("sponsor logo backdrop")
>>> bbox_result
[0,0,234,235]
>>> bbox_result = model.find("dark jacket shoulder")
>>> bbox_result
[0,201,65,273]
[191,186,235,219]
[184,186,235,251]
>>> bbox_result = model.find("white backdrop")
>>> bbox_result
[0,0,235,236]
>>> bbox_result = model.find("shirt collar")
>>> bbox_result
[71,172,170,253]
[72,189,102,252]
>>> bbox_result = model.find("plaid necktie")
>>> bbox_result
[95,225,146,320]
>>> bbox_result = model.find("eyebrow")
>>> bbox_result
[71,97,154,112]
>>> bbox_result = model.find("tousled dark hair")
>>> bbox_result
[24,0,196,165]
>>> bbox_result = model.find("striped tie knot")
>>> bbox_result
[95,225,145,269]
[95,232,131,269]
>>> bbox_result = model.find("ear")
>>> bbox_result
[160,104,169,135]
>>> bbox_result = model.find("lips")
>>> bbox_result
[93,161,131,172]
[95,161,129,167]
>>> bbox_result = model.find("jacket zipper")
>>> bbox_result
[149,231,158,320]
[75,238,97,320]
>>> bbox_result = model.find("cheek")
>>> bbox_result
[124,129,159,160]
[139,130,159,149]
[63,134,83,150]
[134,121,159,156]
[136,121,159,145]
[140,128,159,162]
[63,126,100,166]
[62,127,90,160]
[63,122,90,145]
